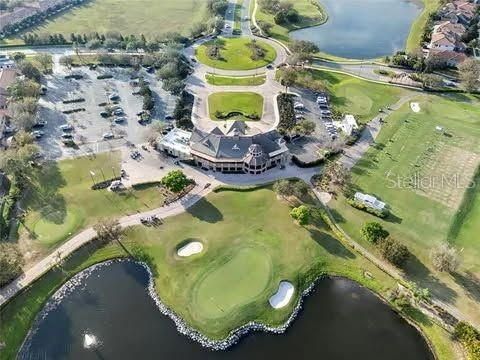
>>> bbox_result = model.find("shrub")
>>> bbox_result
[430,243,460,273]
[0,243,24,286]
[290,205,310,225]
[360,222,389,244]
[453,322,480,360]
[378,237,410,267]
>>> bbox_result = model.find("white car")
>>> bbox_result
[59,124,73,131]
[31,130,44,139]
[103,132,114,139]
[225,24,231,29]
[293,103,304,110]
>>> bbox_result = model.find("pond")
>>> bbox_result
[19,261,434,360]
[290,0,423,59]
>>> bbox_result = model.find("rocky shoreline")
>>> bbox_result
[140,261,319,350]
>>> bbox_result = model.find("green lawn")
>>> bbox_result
[255,0,326,44]
[13,0,207,39]
[328,93,480,323]
[206,73,266,86]
[20,152,165,253]
[208,92,264,121]
[0,186,456,358]
[196,37,276,70]
[294,69,411,123]
[406,0,441,52]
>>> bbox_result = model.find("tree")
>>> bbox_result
[290,40,319,54]
[430,243,460,273]
[458,58,480,92]
[361,222,389,244]
[315,161,350,194]
[278,67,297,93]
[0,243,24,286]
[93,219,123,245]
[273,179,295,198]
[294,120,316,136]
[421,73,443,89]
[36,53,52,73]
[273,179,309,202]
[290,205,310,225]
[18,60,42,82]
[378,236,410,267]
[161,170,190,193]
[8,79,41,99]
[60,56,73,69]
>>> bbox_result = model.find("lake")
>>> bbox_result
[19,260,434,360]
[291,0,423,59]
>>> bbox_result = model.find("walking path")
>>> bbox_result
[0,177,218,308]
[340,93,418,169]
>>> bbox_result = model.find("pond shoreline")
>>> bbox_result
[19,259,437,356]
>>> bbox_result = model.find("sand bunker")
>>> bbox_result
[410,102,421,113]
[177,242,203,257]
[269,281,294,309]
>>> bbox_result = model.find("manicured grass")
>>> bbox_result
[0,187,456,358]
[208,92,264,121]
[124,187,398,339]
[14,0,207,39]
[20,152,165,253]
[406,0,441,52]
[294,69,410,123]
[255,0,326,44]
[194,247,272,319]
[196,37,276,70]
[206,73,266,86]
[328,93,480,323]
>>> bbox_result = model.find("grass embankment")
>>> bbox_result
[206,73,266,86]
[20,152,165,254]
[208,92,264,121]
[11,0,207,39]
[0,187,456,358]
[0,241,129,360]
[254,0,326,43]
[196,37,276,70]
[293,69,411,123]
[406,0,442,52]
[329,93,480,323]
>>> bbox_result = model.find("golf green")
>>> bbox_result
[193,247,272,319]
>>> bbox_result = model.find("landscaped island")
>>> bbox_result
[196,37,277,70]
[209,92,264,121]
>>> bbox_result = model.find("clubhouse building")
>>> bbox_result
[158,121,289,175]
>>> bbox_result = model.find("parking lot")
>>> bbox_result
[287,88,342,163]
[35,66,177,159]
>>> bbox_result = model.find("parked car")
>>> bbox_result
[59,124,73,131]
[30,130,44,139]
[109,94,120,101]
[61,133,73,139]
[114,116,126,124]
[100,111,110,118]
[103,132,114,139]
[33,120,47,128]
[113,109,124,116]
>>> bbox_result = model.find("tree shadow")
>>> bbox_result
[452,271,480,302]
[404,253,457,305]
[186,198,223,223]
[384,211,403,224]
[309,228,356,259]
[26,161,68,225]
